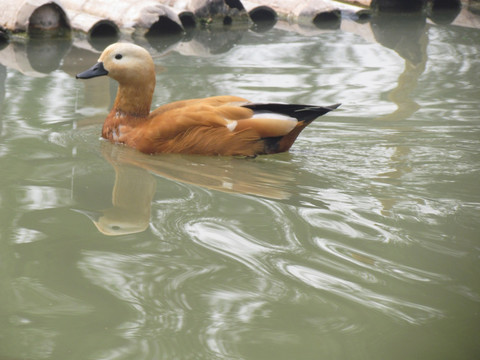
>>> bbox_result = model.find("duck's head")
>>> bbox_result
[76,43,155,86]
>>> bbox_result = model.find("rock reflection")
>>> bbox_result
[155,26,248,56]
[366,12,428,215]
[0,38,71,76]
[371,12,428,121]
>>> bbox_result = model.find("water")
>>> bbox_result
[1,15,479,360]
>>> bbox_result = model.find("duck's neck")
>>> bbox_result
[111,80,155,119]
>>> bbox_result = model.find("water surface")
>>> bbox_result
[0,15,479,360]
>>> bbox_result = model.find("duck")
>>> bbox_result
[76,42,340,156]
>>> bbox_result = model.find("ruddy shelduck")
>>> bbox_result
[76,43,340,156]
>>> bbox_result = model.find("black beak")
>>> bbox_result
[76,62,108,79]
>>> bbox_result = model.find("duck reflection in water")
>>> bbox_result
[77,142,301,236]
[76,145,157,236]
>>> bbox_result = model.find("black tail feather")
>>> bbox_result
[242,103,341,123]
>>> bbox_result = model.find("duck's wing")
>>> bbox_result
[233,102,341,138]
[147,96,305,138]
[135,98,339,155]
[239,103,341,153]
[242,103,341,122]
[131,98,261,155]
[149,95,250,117]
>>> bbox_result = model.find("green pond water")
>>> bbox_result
[0,14,479,360]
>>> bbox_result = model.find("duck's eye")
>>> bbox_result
[115,54,123,60]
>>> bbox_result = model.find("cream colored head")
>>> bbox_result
[99,43,155,85]
[76,42,157,115]
[76,43,155,85]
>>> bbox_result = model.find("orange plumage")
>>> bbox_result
[76,43,340,156]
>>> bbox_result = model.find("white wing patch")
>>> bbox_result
[225,120,238,132]
[223,112,298,136]
[251,112,297,122]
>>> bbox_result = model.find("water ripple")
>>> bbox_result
[278,261,444,325]
[185,219,277,277]
[314,237,450,284]
[300,206,400,243]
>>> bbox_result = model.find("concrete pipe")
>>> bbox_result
[0,0,71,37]
[242,1,277,31]
[158,0,250,28]
[61,0,184,35]
[243,0,341,29]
